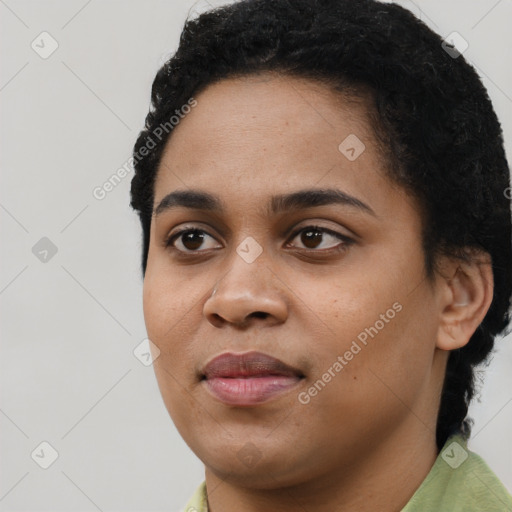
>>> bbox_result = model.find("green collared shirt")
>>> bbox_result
[182,434,512,511]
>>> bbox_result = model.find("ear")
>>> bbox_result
[436,251,494,351]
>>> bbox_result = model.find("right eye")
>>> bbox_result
[165,228,221,253]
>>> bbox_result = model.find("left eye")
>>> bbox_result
[287,225,352,251]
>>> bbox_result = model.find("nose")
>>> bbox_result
[203,259,289,329]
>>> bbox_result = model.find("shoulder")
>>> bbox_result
[402,434,512,512]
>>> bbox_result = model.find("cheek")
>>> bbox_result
[338,287,439,414]
[388,289,440,377]
[142,278,169,342]
[142,269,205,379]
[143,276,200,418]
[301,250,437,398]
[143,264,194,341]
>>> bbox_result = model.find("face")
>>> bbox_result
[143,72,448,488]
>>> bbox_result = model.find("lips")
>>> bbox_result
[201,351,304,406]
[202,351,304,379]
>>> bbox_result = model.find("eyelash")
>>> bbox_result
[164,225,354,256]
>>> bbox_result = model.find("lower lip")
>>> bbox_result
[204,376,302,406]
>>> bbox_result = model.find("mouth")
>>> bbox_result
[201,351,305,406]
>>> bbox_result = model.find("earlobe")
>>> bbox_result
[436,254,494,351]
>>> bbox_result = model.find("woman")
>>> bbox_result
[130,0,512,510]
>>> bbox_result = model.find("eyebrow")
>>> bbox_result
[153,187,376,217]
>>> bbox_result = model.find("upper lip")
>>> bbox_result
[202,351,304,380]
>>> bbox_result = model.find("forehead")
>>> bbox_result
[152,72,412,221]
[157,73,373,164]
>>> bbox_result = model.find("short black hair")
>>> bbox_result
[130,0,512,451]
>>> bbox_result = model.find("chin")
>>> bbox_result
[196,438,315,489]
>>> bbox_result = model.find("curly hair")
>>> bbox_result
[129,0,512,451]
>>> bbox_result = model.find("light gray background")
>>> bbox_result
[1,0,511,510]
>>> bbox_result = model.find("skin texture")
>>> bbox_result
[143,72,493,512]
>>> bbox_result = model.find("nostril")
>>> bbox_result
[250,311,268,319]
